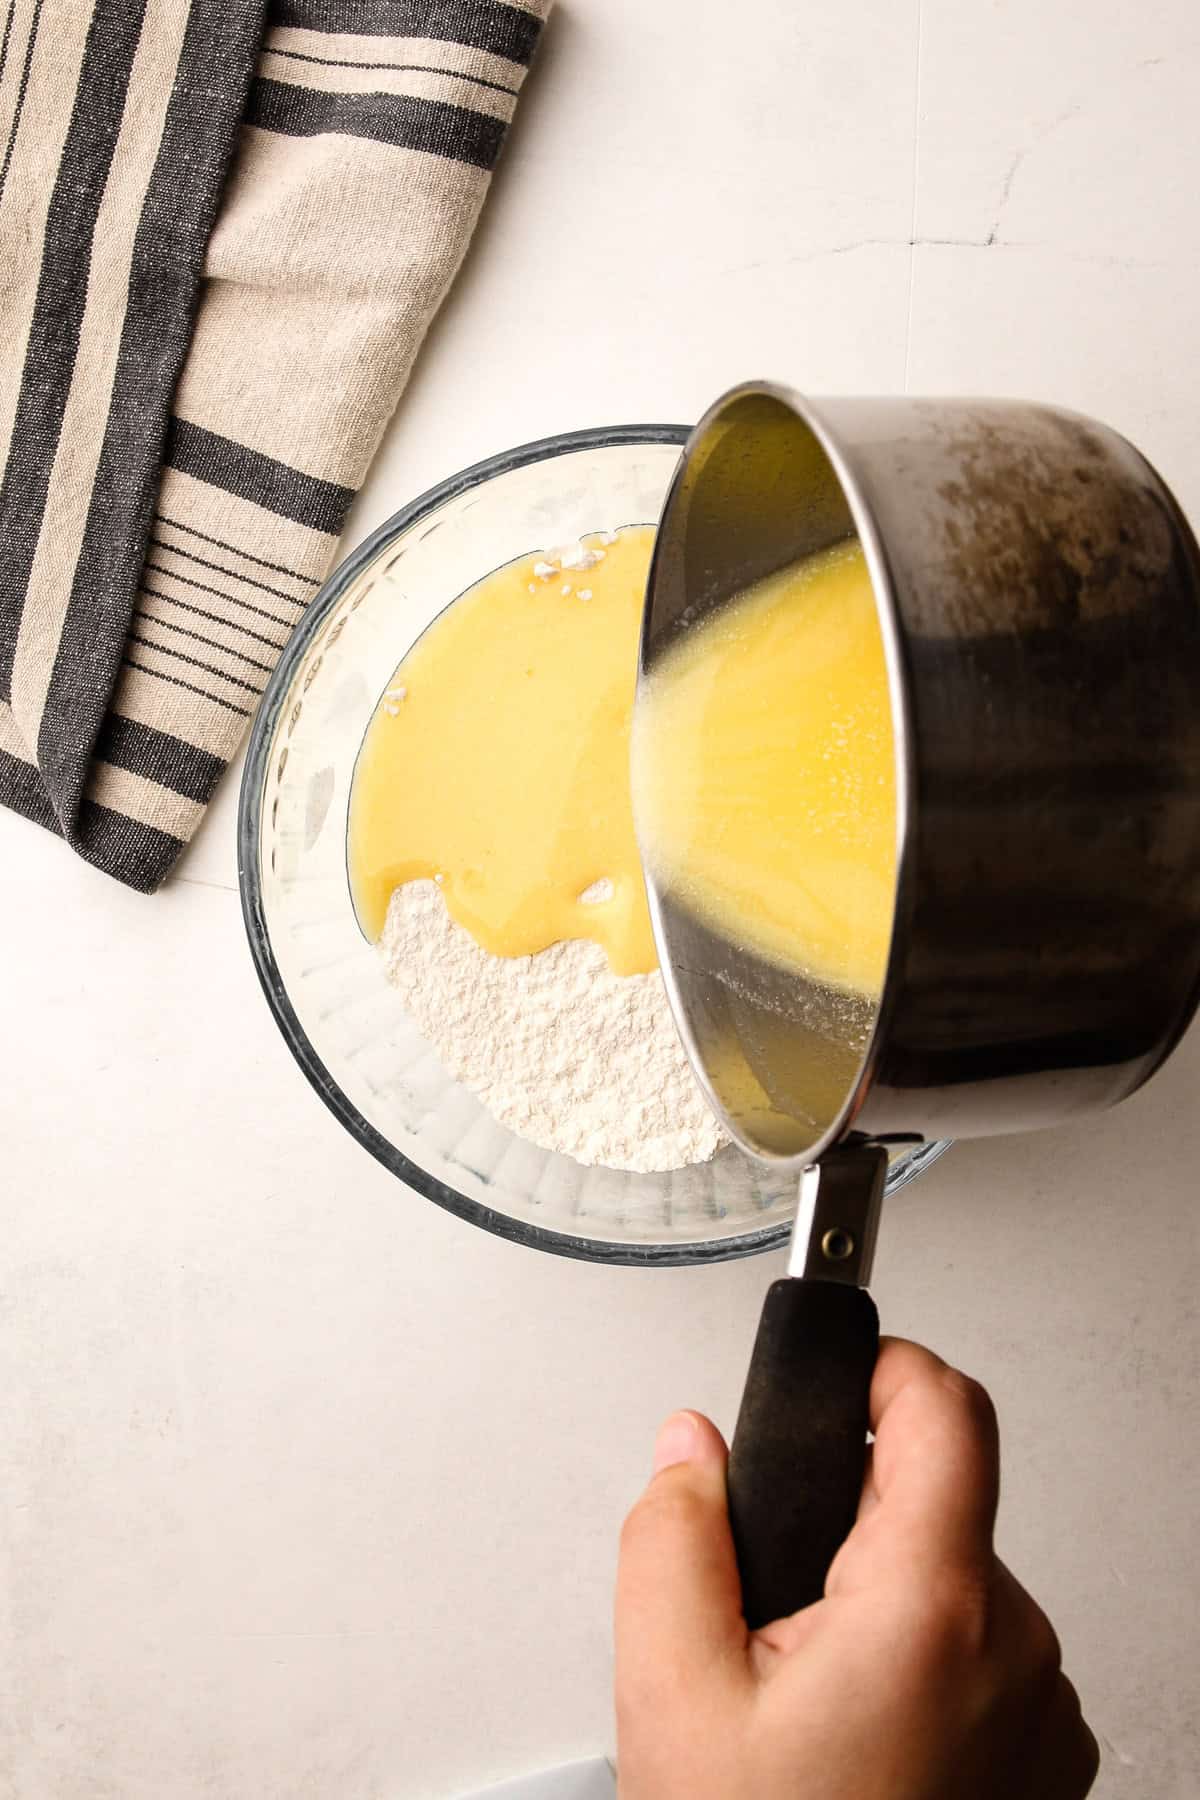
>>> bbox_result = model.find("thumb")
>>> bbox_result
[615,1412,747,1698]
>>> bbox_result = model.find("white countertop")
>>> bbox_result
[4,2,1199,1795]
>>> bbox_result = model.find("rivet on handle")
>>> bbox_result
[821,1226,856,1262]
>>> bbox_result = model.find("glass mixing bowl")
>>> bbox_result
[238,427,949,1265]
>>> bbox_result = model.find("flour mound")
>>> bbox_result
[380,881,726,1173]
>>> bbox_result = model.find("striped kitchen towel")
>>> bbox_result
[0,0,548,890]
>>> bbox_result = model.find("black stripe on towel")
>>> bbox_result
[38,0,270,819]
[93,713,226,805]
[0,747,188,889]
[266,47,519,98]
[122,657,253,717]
[0,0,47,200]
[246,76,504,169]
[0,746,59,832]
[126,631,264,694]
[140,580,293,636]
[152,513,320,586]
[148,537,312,604]
[76,798,186,893]
[133,609,276,674]
[0,3,20,92]
[269,0,542,65]
[165,418,356,536]
[0,0,147,701]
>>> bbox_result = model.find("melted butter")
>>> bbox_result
[632,539,897,996]
[348,525,658,977]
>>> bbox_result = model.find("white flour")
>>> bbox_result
[380,880,727,1173]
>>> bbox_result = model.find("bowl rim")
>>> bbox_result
[237,423,951,1267]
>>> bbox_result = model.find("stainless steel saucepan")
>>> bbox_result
[636,384,1200,1627]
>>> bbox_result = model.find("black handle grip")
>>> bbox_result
[727,1278,879,1628]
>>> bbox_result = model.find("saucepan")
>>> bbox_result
[635,385,1200,1627]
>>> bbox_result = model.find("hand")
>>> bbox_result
[615,1338,1098,1799]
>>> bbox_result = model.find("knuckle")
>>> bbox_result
[624,1480,708,1548]
[1078,1718,1102,1787]
[619,1481,703,1561]
[1023,1604,1064,1685]
[1047,1675,1099,1797]
[912,1567,994,1665]
[941,1368,998,1438]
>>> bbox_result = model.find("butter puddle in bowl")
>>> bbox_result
[347,525,726,1173]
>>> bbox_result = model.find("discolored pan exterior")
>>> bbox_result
[640,387,1200,1161]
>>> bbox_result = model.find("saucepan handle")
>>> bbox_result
[727,1277,879,1629]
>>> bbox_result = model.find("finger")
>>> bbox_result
[858,1338,1000,1577]
[1027,1674,1101,1800]
[615,1411,747,1699]
[984,1563,1099,1798]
